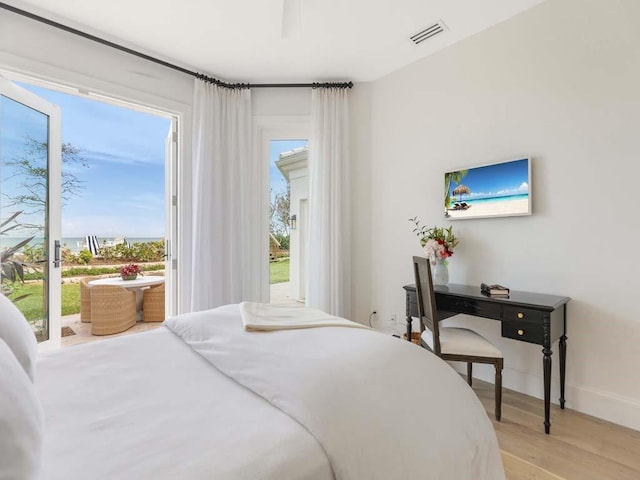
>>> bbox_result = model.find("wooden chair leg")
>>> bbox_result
[467,362,473,387]
[495,359,503,421]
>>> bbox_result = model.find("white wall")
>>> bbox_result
[349,83,373,325]
[361,0,640,430]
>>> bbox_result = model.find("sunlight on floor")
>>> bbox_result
[61,313,162,347]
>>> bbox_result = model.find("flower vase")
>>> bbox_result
[121,274,137,281]
[432,258,449,286]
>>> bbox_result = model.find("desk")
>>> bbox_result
[89,276,164,321]
[403,283,570,434]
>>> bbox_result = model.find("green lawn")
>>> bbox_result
[9,259,288,320]
[270,258,290,284]
[9,282,80,321]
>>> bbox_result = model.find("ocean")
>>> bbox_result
[2,237,164,253]
[459,194,528,205]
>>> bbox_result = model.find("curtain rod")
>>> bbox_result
[0,2,353,90]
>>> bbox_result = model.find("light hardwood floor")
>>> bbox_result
[472,379,640,480]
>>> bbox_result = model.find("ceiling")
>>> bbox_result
[6,0,546,83]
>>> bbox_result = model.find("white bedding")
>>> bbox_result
[36,327,332,480]
[240,301,368,331]
[167,304,505,480]
[37,305,505,480]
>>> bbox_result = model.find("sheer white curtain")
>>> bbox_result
[307,87,351,318]
[190,79,261,311]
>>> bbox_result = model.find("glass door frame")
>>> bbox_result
[164,116,179,316]
[0,77,62,349]
[254,115,309,303]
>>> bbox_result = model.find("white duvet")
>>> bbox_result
[166,304,505,480]
[36,326,332,480]
[37,304,505,480]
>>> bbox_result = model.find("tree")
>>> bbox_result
[1,137,87,296]
[444,169,468,211]
[1,211,34,297]
[2,136,88,215]
[270,183,290,237]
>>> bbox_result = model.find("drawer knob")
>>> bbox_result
[517,312,524,319]
[517,329,525,336]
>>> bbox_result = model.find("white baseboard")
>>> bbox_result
[452,363,640,432]
[567,384,640,432]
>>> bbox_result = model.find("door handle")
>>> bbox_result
[53,240,61,268]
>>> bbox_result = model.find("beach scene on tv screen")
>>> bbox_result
[445,158,530,219]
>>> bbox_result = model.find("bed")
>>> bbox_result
[1,299,505,479]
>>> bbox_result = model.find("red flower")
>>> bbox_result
[120,264,142,276]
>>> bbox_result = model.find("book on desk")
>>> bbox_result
[481,283,510,296]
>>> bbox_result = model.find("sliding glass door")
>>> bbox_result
[0,78,62,347]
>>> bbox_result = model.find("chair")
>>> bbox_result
[143,283,165,322]
[412,256,503,420]
[90,285,136,335]
[79,235,100,255]
[80,277,92,323]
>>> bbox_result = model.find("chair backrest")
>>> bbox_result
[90,285,135,318]
[80,277,92,322]
[412,256,441,355]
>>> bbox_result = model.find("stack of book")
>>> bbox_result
[481,283,510,297]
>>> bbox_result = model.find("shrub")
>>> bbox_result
[77,249,93,265]
[98,240,165,262]
[273,233,290,251]
[61,247,76,265]
[22,244,45,263]
[129,240,165,262]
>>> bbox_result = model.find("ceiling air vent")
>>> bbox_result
[410,20,448,45]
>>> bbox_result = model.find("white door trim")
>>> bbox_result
[0,66,193,315]
[253,115,310,302]
[0,77,62,349]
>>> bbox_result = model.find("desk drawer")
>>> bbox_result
[436,295,502,320]
[503,305,544,324]
[502,320,543,345]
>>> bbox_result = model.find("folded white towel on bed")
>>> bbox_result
[240,302,368,332]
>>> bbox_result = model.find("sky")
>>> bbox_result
[447,158,529,200]
[1,82,170,238]
[2,82,305,240]
[270,139,307,199]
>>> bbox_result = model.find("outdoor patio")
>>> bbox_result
[61,313,161,347]
[60,281,301,347]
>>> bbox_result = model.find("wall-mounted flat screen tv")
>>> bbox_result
[444,157,531,220]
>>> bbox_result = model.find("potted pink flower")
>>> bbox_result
[120,263,142,281]
[409,217,459,285]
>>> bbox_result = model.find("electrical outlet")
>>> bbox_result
[390,313,397,323]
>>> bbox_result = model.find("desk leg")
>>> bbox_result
[405,292,413,342]
[543,348,552,434]
[543,315,553,434]
[559,335,567,409]
[559,303,567,409]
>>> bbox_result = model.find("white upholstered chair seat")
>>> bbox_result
[421,327,503,358]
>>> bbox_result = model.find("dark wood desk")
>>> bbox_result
[403,283,570,434]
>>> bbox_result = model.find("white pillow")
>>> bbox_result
[0,338,44,480]
[0,293,37,382]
